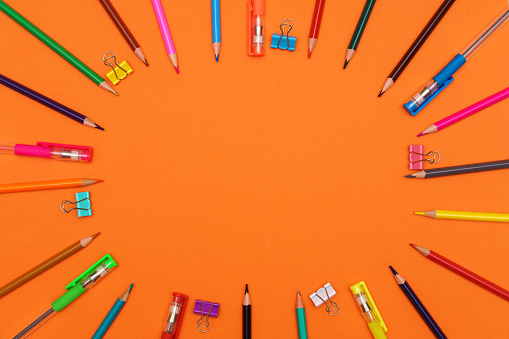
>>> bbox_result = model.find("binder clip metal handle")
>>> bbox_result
[196,302,213,333]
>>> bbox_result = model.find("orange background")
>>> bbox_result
[1,0,509,338]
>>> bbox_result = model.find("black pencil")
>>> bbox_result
[405,159,509,179]
[243,284,251,339]
[378,0,456,97]
[390,266,447,339]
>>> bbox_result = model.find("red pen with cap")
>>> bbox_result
[161,292,188,339]
[248,0,265,56]
[0,141,92,162]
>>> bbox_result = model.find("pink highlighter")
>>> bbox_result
[0,142,92,162]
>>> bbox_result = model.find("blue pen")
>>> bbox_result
[91,284,133,339]
[211,0,221,61]
[405,5,509,116]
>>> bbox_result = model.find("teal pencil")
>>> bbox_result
[296,291,308,339]
[92,284,133,339]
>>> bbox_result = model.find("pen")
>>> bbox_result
[243,284,252,339]
[248,0,264,56]
[12,254,117,339]
[350,281,387,339]
[296,291,308,339]
[418,86,509,136]
[92,284,134,339]
[211,0,221,61]
[0,142,92,162]
[404,5,509,115]
[389,266,447,339]
[161,292,188,339]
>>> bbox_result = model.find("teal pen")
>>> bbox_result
[92,284,134,339]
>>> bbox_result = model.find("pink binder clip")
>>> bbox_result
[409,145,440,169]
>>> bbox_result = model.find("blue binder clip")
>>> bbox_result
[271,19,296,51]
[60,192,92,217]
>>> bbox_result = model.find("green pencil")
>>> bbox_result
[344,0,376,69]
[296,291,308,339]
[0,0,117,95]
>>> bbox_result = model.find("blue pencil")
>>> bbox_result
[211,0,221,61]
[91,284,133,339]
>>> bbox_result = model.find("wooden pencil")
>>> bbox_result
[344,0,376,69]
[98,0,148,66]
[296,291,308,339]
[0,233,100,298]
[411,244,509,302]
[390,266,447,339]
[416,210,509,223]
[0,178,103,194]
[308,0,325,58]
[405,159,509,179]
[243,284,251,339]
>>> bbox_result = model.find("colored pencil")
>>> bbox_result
[405,159,509,179]
[0,73,103,130]
[243,284,251,339]
[419,86,509,136]
[308,0,325,58]
[0,0,117,95]
[379,0,456,97]
[0,233,100,299]
[296,291,308,339]
[98,0,148,66]
[411,244,509,302]
[211,0,221,61]
[151,0,179,73]
[92,284,134,339]
[0,178,103,194]
[344,0,376,69]
[416,210,509,223]
[389,266,447,339]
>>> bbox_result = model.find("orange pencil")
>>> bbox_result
[0,178,103,194]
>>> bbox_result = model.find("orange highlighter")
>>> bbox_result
[248,0,265,56]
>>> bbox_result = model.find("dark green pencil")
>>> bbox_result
[344,0,376,69]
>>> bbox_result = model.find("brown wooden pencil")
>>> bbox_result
[98,0,149,66]
[0,178,103,194]
[0,233,100,298]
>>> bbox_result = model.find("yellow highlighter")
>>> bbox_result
[350,281,387,339]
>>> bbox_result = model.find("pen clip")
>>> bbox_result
[350,281,387,333]
[406,77,454,116]
[65,254,118,290]
[248,0,254,55]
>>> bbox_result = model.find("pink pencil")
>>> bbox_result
[419,86,509,136]
[151,0,179,73]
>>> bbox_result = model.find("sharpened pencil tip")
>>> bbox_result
[389,266,398,275]
[245,284,249,293]
[405,174,414,178]
[90,232,101,239]
[94,179,104,183]
[415,211,425,216]
[128,284,134,293]
[95,124,104,131]
[410,243,416,248]
[175,66,180,74]
[378,90,385,98]
[343,60,349,69]
[298,290,301,296]
[144,60,149,67]
[215,55,219,62]
[308,50,311,58]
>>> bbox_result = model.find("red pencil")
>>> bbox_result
[308,0,325,58]
[411,244,509,302]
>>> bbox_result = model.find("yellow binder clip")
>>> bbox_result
[103,52,132,85]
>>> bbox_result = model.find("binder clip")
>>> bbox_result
[60,192,92,217]
[271,19,296,51]
[309,282,340,316]
[409,145,441,170]
[193,300,220,333]
[103,52,132,85]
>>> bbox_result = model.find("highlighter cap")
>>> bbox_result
[349,281,387,333]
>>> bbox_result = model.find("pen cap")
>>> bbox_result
[37,142,93,162]
[349,281,387,333]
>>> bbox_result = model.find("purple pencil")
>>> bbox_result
[419,86,509,136]
[0,73,103,130]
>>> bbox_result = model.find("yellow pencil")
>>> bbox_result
[415,210,509,223]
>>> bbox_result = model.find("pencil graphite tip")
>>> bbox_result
[417,132,424,137]
[175,66,180,74]
[378,90,385,98]
[343,60,349,69]
[410,243,416,248]
[95,124,105,131]
[308,50,311,58]
[297,290,301,296]
[405,174,414,178]
[389,266,398,275]
[128,284,134,293]
[415,211,425,216]
[90,232,101,239]
[144,60,149,67]
[245,284,249,294]
[94,179,104,183]
[215,55,219,62]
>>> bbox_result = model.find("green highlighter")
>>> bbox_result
[12,254,118,339]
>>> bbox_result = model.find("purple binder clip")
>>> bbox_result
[194,300,220,332]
